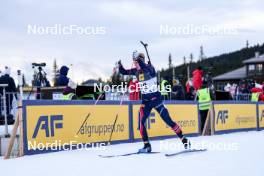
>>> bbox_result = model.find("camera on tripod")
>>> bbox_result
[31,62,50,87]
[32,63,46,70]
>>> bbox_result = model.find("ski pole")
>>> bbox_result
[75,93,103,136]
[140,41,151,64]
[107,92,125,145]
[107,62,134,145]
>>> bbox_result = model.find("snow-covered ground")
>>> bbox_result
[1,131,263,176]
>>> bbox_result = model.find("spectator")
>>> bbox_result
[0,66,17,124]
[56,66,70,86]
[0,69,2,121]
[186,78,193,94]
[224,83,231,92]
[62,79,77,100]
[251,83,264,102]
[230,83,237,99]
[192,66,203,91]
[160,77,170,100]
[186,78,195,100]
[242,82,250,94]
[171,79,185,100]
[128,76,140,100]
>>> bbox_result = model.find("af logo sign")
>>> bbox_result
[216,110,228,124]
[137,112,155,130]
[32,115,63,138]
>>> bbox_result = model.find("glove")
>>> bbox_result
[147,60,151,65]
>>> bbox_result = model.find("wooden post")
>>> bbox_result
[202,109,210,136]
[4,100,22,159]
[202,102,215,136]
[19,101,24,156]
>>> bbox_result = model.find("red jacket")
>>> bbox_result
[251,87,264,101]
[186,81,191,93]
[192,69,203,90]
[129,80,140,100]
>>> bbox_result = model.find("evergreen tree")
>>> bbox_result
[190,53,193,63]
[159,42,264,84]
[183,56,186,65]
[52,59,58,86]
[199,45,206,61]
[246,40,249,48]
[168,53,172,68]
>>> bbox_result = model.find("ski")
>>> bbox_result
[165,149,207,157]
[99,151,160,158]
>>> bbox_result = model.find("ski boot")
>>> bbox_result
[181,137,191,149]
[138,142,152,153]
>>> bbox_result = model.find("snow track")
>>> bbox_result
[1,131,263,176]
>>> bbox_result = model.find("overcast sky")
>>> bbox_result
[0,0,264,84]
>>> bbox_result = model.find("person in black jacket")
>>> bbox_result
[56,66,70,86]
[171,79,185,100]
[0,67,17,123]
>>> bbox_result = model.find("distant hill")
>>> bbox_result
[160,43,264,82]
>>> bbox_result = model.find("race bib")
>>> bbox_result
[139,77,158,94]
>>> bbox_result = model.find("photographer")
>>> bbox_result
[32,63,50,87]
[31,63,50,99]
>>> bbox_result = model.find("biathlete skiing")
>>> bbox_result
[117,50,191,153]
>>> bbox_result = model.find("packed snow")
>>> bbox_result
[1,131,263,176]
